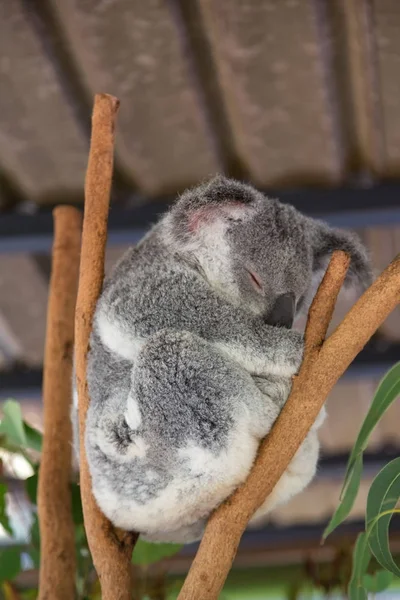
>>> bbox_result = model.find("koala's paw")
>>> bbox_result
[253,374,292,409]
[279,329,304,376]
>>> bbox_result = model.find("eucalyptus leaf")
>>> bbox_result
[0,401,27,447]
[29,514,40,552]
[348,532,371,600]
[132,538,183,566]
[343,361,400,491]
[28,547,40,570]
[0,484,12,537]
[25,473,38,505]
[323,455,363,540]
[71,482,84,525]
[0,435,21,454]
[366,457,400,577]
[362,570,393,593]
[323,362,400,539]
[75,524,87,548]
[23,424,42,453]
[0,548,21,583]
[353,361,400,453]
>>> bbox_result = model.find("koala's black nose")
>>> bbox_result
[265,293,295,329]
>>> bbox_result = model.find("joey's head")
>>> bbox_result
[162,176,373,327]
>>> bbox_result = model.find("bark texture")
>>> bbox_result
[38,205,82,600]
[74,93,137,600]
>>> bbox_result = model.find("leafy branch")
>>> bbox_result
[324,363,400,599]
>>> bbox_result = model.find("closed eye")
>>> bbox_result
[247,269,263,293]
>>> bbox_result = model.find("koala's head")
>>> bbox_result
[162,176,372,327]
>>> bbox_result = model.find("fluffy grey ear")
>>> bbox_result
[165,175,259,245]
[179,175,259,210]
[310,219,373,291]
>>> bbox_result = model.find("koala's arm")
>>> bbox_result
[100,262,303,378]
[205,304,303,377]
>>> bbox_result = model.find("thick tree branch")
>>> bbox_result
[75,93,136,600]
[319,253,400,379]
[304,251,350,351]
[38,206,81,600]
[178,251,400,600]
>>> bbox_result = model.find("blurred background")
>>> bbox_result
[0,0,400,597]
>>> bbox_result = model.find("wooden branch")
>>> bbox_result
[38,206,82,600]
[178,251,400,600]
[75,93,137,600]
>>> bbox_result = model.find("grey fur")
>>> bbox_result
[72,176,372,543]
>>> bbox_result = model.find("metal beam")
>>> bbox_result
[0,365,42,399]
[2,459,399,552]
[181,517,400,558]
[1,339,398,399]
[2,181,400,254]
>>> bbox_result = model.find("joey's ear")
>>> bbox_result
[310,220,373,291]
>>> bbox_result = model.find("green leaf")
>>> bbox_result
[348,532,371,600]
[362,570,393,593]
[0,401,27,447]
[29,514,40,551]
[323,362,400,539]
[28,547,41,570]
[20,590,39,600]
[347,362,400,473]
[0,548,21,583]
[71,482,84,525]
[0,401,42,457]
[25,473,38,505]
[366,456,400,577]
[23,424,42,453]
[28,514,41,567]
[0,484,12,537]
[132,539,183,566]
[323,455,363,540]
[75,524,87,548]
[0,434,20,454]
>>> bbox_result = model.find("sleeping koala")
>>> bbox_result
[72,175,372,543]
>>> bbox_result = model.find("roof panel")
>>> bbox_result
[49,0,220,195]
[0,0,88,200]
[374,0,400,176]
[197,0,342,187]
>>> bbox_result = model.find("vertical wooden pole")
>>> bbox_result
[75,93,136,600]
[38,206,82,600]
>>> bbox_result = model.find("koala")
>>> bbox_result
[72,175,372,544]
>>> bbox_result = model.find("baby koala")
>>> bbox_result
[72,176,372,543]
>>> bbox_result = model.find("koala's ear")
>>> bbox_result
[186,201,254,234]
[170,175,258,239]
[310,219,373,291]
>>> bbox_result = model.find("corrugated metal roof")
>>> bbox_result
[2,1,400,204]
